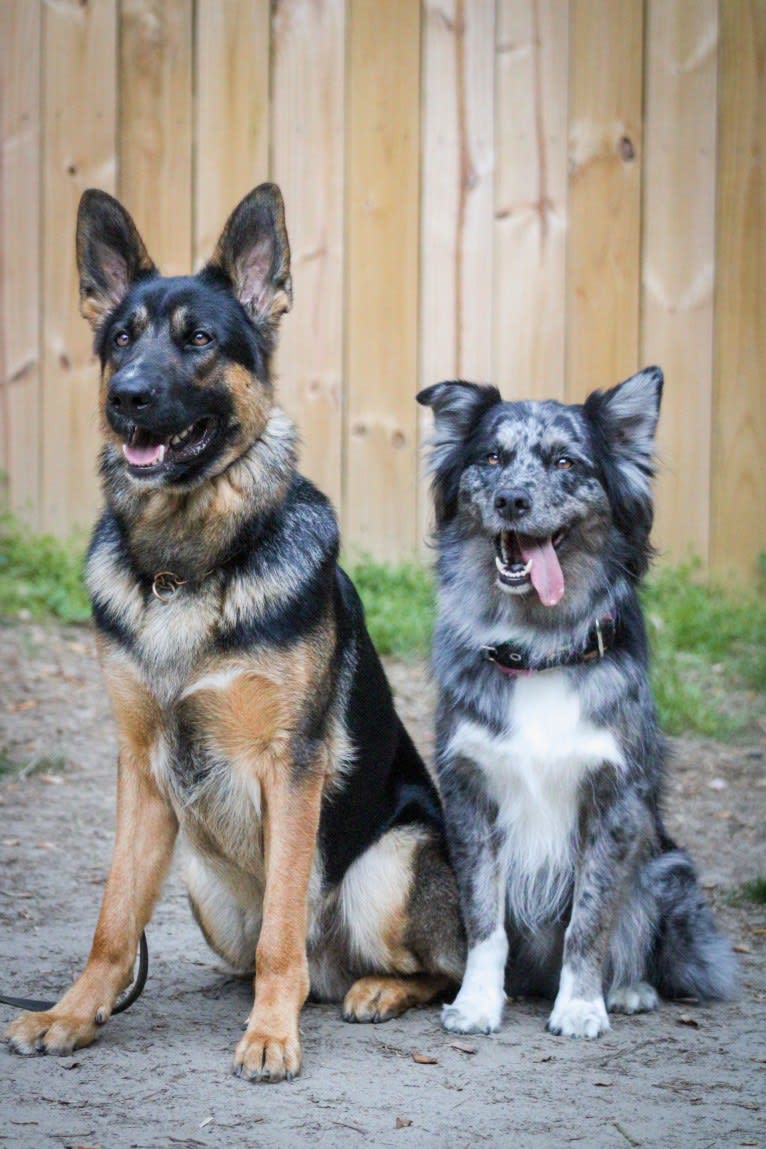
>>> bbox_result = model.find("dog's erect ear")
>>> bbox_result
[585,366,664,579]
[417,381,501,444]
[76,190,157,331]
[206,183,292,339]
[417,381,502,524]
[585,367,663,490]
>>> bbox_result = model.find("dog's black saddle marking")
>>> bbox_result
[482,614,617,674]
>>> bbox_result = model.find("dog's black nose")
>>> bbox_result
[494,488,531,519]
[108,375,155,416]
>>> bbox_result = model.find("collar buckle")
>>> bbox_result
[481,644,524,665]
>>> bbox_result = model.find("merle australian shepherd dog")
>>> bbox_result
[4,185,465,1082]
[417,371,736,1039]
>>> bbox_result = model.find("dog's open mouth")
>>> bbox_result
[494,530,567,607]
[121,418,217,472]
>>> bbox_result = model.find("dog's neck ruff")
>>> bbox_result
[481,614,617,676]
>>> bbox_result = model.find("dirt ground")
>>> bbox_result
[0,620,764,1149]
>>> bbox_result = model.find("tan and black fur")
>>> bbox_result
[4,185,464,1082]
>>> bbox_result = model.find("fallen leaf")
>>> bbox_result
[412,1052,438,1065]
[677,1013,700,1028]
[396,1117,413,1129]
[7,700,38,713]
[450,1040,478,1055]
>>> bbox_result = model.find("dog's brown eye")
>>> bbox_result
[114,330,130,348]
[190,330,212,347]
[486,452,500,465]
[556,456,573,470]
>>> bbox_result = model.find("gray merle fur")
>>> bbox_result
[417,372,736,1039]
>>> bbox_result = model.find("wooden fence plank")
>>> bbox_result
[194,0,270,268]
[271,0,345,510]
[711,0,766,580]
[493,0,569,402]
[1,0,763,580]
[420,0,495,387]
[419,0,495,549]
[120,0,193,274]
[40,0,117,534]
[345,0,421,560]
[641,0,718,565]
[0,0,41,525]
[566,0,643,400]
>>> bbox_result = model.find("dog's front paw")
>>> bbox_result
[441,988,505,1035]
[547,994,610,1039]
[5,1007,100,1057]
[233,1026,301,1083]
[607,982,658,1015]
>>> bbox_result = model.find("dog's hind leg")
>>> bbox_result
[607,983,659,1014]
[604,841,736,1015]
[342,974,452,1023]
[337,826,465,1023]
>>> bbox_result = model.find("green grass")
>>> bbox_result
[727,877,766,908]
[642,562,766,737]
[1,515,763,740]
[0,748,17,776]
[0,745,67,778]
[345,556,435,659]
[0,514,90,623]
[741,877,766,905]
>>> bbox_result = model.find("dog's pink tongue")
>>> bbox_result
[122,442,165,467]
[518,535,565,607]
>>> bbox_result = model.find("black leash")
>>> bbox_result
[0,931,148,1015]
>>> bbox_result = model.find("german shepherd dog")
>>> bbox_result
[5,185,464,1081]
[417,372,736,1039]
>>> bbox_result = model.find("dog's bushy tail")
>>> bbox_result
[647,849,738,1002]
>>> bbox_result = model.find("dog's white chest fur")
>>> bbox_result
[449,670,623,927]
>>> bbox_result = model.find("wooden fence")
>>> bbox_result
[1,0,764,579]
